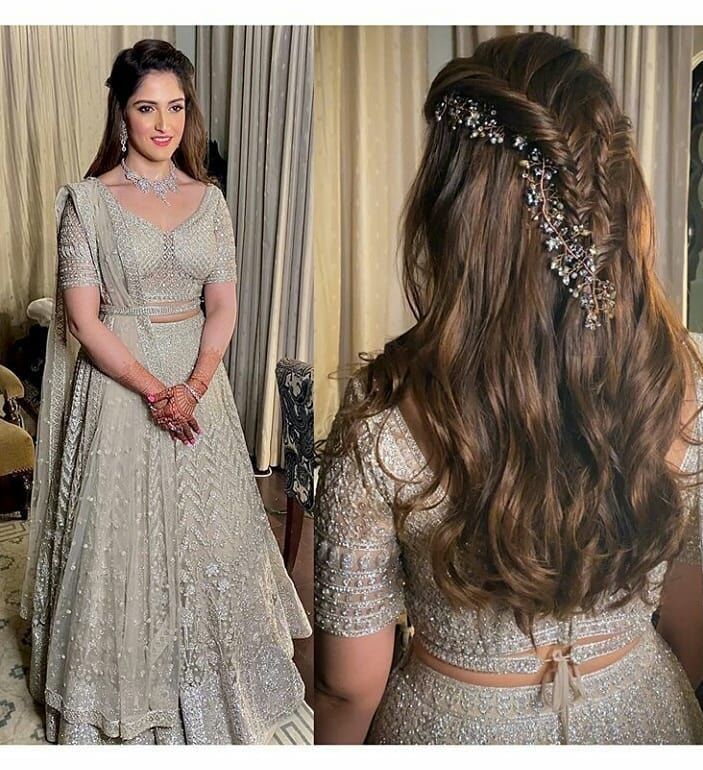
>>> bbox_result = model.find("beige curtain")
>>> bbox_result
[314,26,428,439]
[197,26,313,469]
[455,26,693,316]
[0,25,176,358]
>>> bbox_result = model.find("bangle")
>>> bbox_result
[183,382,201,403]
[188,376,209,396]
[145,386,171,404]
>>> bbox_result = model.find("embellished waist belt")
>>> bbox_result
[100,298,201,316]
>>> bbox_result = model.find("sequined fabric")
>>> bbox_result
[21,179,310,745]
[367,627,703,744]
[93,179,238,296]
[314,333,703,743]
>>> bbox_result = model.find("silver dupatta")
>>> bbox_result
[20,178,182,738]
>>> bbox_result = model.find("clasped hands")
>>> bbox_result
[146,377,208,445]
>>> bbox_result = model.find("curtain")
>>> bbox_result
[197,26,313,469]
[455,26,694,317]
[314,26,428,439]
[0,25,176,358]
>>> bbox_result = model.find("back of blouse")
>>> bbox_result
[314,331,703,674]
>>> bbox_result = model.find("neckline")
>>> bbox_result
[91,176,214,237]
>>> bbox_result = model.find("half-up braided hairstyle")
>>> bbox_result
[327,32,703,634]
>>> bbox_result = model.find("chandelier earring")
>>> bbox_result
[119,118,128,155]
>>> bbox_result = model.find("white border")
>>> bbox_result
[2,2,703,25]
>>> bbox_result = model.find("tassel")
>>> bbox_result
[540,649,588,744]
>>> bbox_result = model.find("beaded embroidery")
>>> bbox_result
[315,358,703,670]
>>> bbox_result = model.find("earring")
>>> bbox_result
[119,118,128,154]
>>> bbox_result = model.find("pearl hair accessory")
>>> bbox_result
[434,93,616,330]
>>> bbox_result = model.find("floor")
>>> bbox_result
[258,469,314,709]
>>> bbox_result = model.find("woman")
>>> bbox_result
[19,39,311,745]
[314,32,703,744]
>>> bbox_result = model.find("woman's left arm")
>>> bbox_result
[658,378,703,689]
[186,281,238,397]
[657,552,703,689]
[186,187,239,398]
[150,187,238,415]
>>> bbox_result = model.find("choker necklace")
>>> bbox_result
[121,158,178,205]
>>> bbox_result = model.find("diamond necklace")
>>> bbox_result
[120,158,178,205]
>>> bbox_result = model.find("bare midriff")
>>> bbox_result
[144,298,201,324]
[412,632,642,687]
[149,308,201,323]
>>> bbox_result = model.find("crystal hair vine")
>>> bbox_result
[434,93,616,330]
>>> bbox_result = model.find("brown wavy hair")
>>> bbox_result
[328,32,703,633]
[85,39,213,184]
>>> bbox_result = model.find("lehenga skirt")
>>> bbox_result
[24,311,311,744]
[367,627,703,744]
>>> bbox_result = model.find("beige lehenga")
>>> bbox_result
[19,177,311,744]
[315,348,703,744]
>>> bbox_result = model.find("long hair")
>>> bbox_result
[85,39,212,183]
[328,32,703,634]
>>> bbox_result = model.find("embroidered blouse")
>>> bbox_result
[57,180,237,311]
[315,334,703,677]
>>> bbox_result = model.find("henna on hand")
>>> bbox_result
[147,384,201,443]
[187,346,223,398]
[114,357,165,398]
[112,360,200,445]
[169,420,195,444]
[161,384,198,421]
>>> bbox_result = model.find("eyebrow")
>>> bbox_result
[133,98,185,105]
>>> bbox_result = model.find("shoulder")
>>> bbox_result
[56,177,96,195]
[173,168,220,196]
[338,369,395,437]
[55,178,100,207]
[54,180,102,246]
[689,331,703,352]
[326,370,410,483]
[54,179,97,223]
[208,182,228,210]
[684,331,703,382]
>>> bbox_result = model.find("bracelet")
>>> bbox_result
[145,386,172,405]
[188,376,209,396]
[183,382,202,403]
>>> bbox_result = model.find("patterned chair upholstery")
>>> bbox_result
[275,358,315,570]
[6,322,49,423]
[0,364,33,521]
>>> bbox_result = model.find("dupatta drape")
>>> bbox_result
[20,179,183,738]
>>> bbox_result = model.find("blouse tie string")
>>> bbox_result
[540,647,587,743]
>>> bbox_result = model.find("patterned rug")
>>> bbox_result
[0,520,313,745]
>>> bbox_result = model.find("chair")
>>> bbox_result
[275,358,315,571]
[0,364,34,521]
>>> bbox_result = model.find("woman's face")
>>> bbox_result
[123,70,186,162]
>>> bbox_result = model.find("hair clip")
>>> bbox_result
[434,94,616,329]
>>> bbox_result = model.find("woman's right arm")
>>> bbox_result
[62,284,166,399]
[56,195,201,441]
[57,195,167,400]
[315,625,396,744]
[314,384,406,744]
